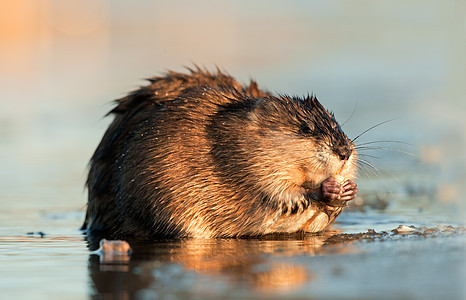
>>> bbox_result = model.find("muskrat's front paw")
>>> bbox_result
[321,177,342,202]
[321,177,357,207]
[340,180,358,202]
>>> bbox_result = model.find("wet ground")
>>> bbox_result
[0,194,464,299]
[1,1,465,299]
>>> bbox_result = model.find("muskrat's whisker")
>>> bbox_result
[357,157,399,185]
[356,157,400,195]
[357,153,381,160]
[356,163,369,174]
[356,162,378,181]
[355,140,414,147]
[355,146,417,158]
[354,147,385,156]
[351,119,399,143]
[355,164,371,178]
[356,160,394,196]
[356,158,380,174]
[355,146,381,151]
[340,99,358,127]
[356,159,382,180]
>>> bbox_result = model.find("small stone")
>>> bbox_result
[92,239,132,263]
[392,225,417,234]
[366,229,377,235]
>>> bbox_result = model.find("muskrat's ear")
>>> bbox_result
[248,97,283,125]
[251,97,269,111]
[250,97,284,115]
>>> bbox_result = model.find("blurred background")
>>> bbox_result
[1,1,465,299]
[0,0,465,225]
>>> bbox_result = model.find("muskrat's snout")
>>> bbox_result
[335,147,352,161]
[331,138,354,161]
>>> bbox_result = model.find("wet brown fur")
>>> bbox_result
[83,68,357,239]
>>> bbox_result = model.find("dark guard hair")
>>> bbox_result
[83,68,357,239]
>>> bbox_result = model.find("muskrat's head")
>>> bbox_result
[247,95,357,193]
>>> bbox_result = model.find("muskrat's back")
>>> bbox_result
[83,68,358,239]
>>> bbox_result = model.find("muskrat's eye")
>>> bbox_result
[300,123,314,135]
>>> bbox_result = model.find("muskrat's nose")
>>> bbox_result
[338,149,351,161]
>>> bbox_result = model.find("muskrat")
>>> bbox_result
[82,68,358,239]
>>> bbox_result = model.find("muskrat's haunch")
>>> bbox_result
[83,68,358,239]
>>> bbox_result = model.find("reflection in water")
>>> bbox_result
[86,226,466,298]
[253,263,309,293]
[87,230,355,298]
